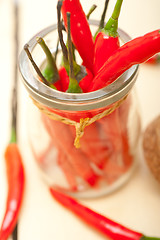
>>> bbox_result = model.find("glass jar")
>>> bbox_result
[19,20,141,199]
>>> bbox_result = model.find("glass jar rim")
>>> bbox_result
[19,20,139,111]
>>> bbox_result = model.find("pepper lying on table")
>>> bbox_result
[50,188,160,240]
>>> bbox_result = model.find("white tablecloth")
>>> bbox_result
[0,0,160,239]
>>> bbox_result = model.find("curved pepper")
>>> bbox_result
[61,0,94,73]
[89,29,160,92]
[50,189,160,240]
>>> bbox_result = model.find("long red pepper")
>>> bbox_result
[57,1,81,78]
[61,0,94,73]
[56,3,93,93]
[0,2,25,235]
[0,144,25,240]
[89,29,160,92]
[94,0,123,75]
[50,188,160,240]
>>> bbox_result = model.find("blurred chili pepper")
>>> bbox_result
[50,188,160,240]
[89,29,160,92]
[0,143,25,240]
[61,0,94,73]
[94,0,123,75]
[0,0,25,234]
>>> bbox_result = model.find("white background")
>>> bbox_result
[0,0,160,239]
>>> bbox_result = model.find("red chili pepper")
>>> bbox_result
[145,53,160,64]
[94,0,123,75]
[94,34,120,74]
[59,66,69,92]
[79,68,93,93]
[61,0,94,73]
[58,66,93,93]
[89,29,160,92]
[0,143,25,240]
[50,188,160,240]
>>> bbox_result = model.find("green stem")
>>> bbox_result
[86,4,97,20]
[57,1,81,78]
[94,0,109,39]
[99,0,109,29]
[141,236,160,240]
[104,0,123,37]
[54,38,59,61]
[24,44,56,89]
[10,84,17,143]
[66,12,82,93]
[37,37,59,83]
[157,54,160,63]
[57,0,68,64]
[10,127,16,143]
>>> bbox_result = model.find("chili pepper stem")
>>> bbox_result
[36,37,59,83]
[86,4,97,20]
[66,12,82,93]
[12,224,18,240]
[54,38,60,61]
[10,127,17,143]
[141,237,160,240]
[99,0,109,29]
[24,44,56,89]
[104,0,123,37]
[57,0,81,76]
[57,0,68,64]
[94,0,109,37]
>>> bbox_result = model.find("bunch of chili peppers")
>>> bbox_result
[22,0,160,239]
[24,0,160,93]
[24,0,160,190]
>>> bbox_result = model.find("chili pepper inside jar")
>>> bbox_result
[19,21,141,199]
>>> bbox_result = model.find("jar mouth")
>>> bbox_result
[19,20,139,111]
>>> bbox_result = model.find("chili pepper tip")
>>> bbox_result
[57,0,63,10]
[86,4,97,20]
[67,11,71,17]
[24,43,29,50]
[36,36,42,43]
[24,43,50,87]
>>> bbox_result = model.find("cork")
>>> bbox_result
[143,115,160,183]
